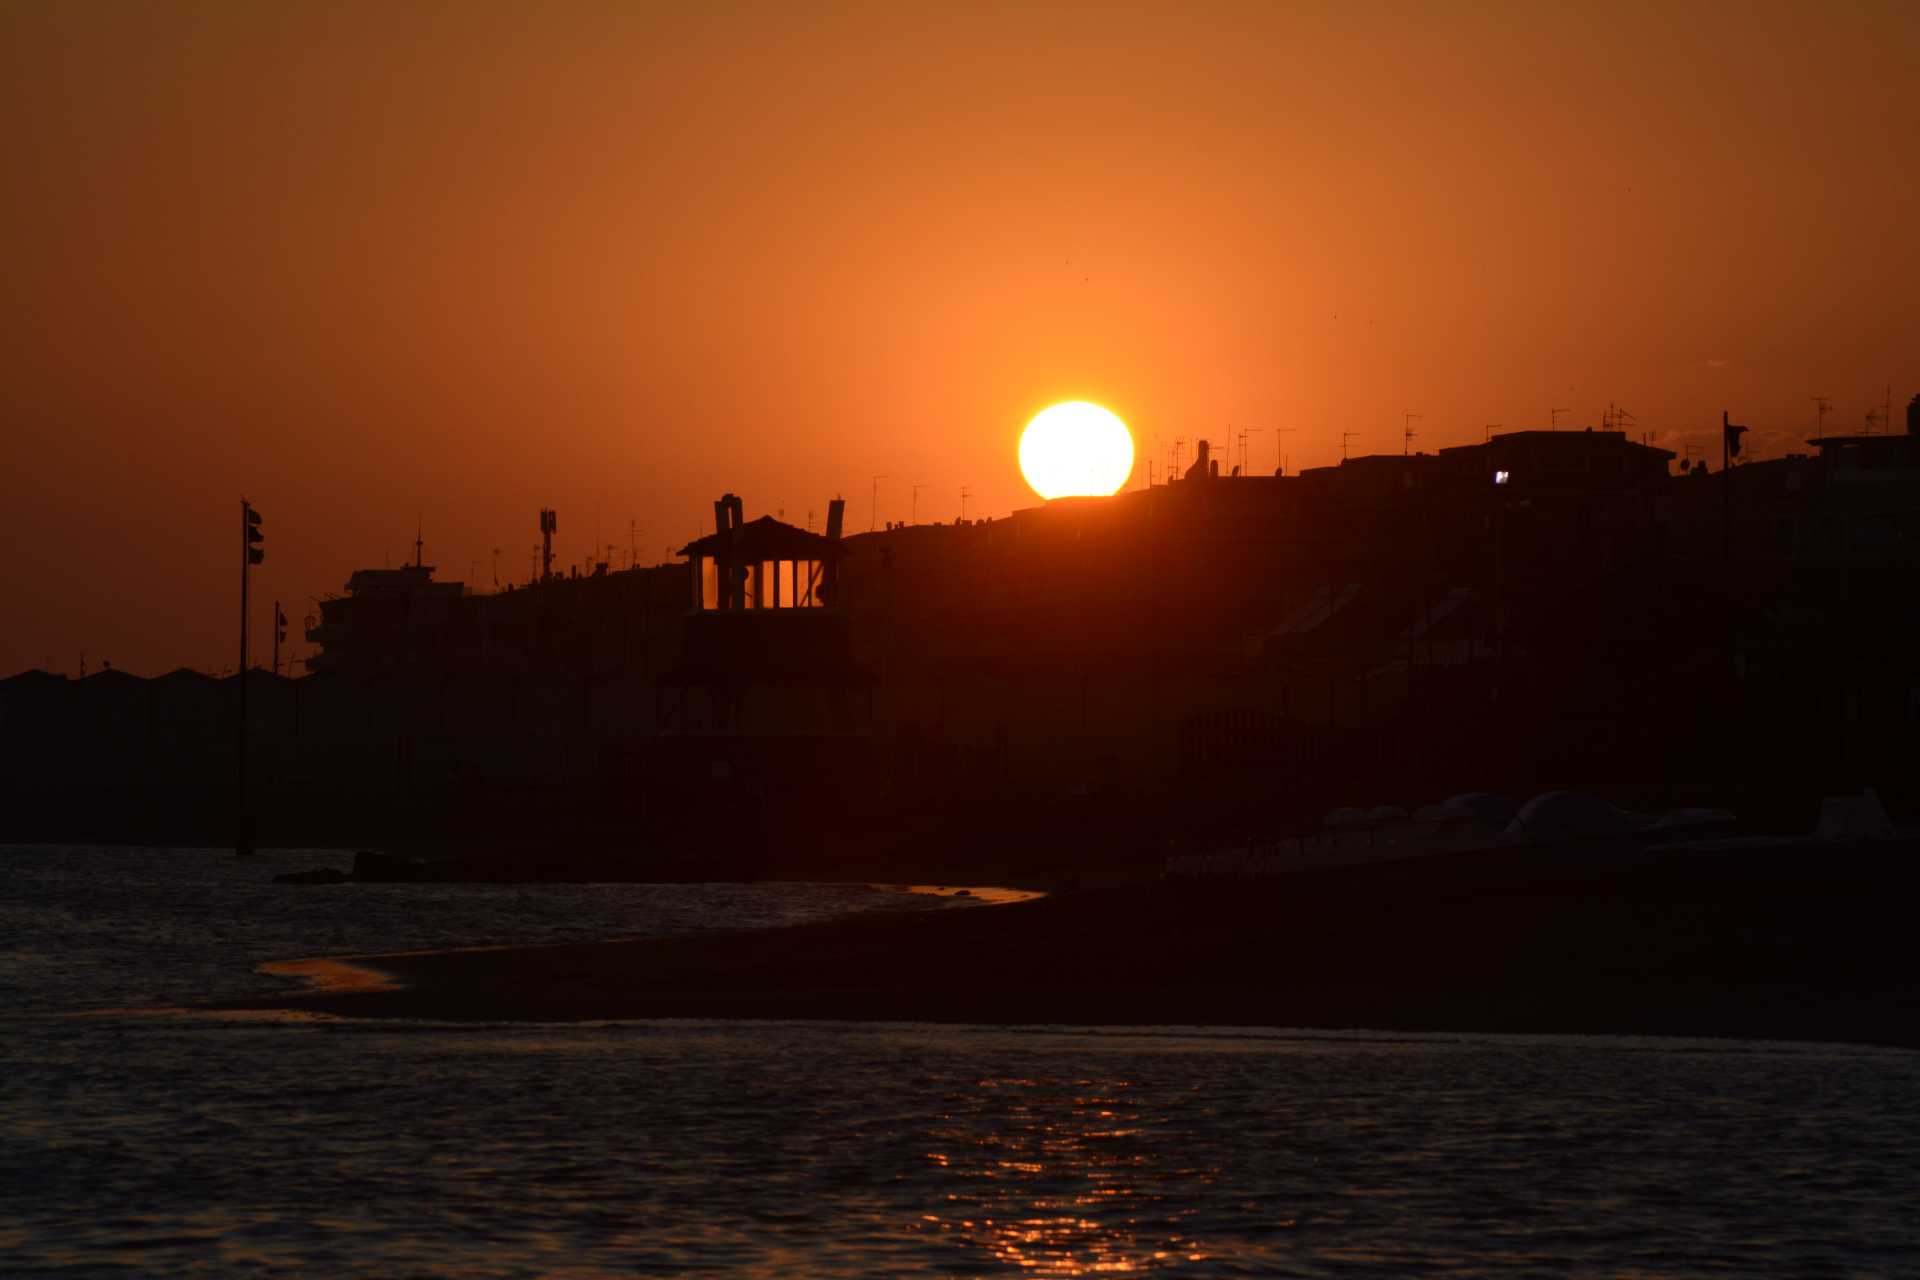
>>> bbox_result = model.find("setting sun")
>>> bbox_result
[1018,402,1134,500]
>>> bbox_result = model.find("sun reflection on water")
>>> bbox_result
[908,1074,1220,1276]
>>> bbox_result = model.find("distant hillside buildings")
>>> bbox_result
[5,416,1919,852]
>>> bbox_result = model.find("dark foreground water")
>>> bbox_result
[4,846,1918,1277]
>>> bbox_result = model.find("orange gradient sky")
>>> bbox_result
[3,1,1916,675]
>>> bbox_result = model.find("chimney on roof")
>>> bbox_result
[823,497,846,606]
[1184,439,1211,481]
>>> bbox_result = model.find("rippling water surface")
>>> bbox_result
[5,845,1918,1277]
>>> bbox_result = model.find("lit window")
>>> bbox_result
[1494,470,1511,486]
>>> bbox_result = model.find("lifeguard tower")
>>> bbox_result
[662,493,862,734]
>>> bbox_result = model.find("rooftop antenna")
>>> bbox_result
[960,486,972,520]
[491,548,502,588]
[1341,430,1359,461]
[414,516,424,569]
[870,475,887,531]
[1550,407,1569,432]
[1811,395,1831,439]
[1272,428,1296,474]
[1605,404,1637,434]
[1484,423,1501,442]
[538,508,557,581]
[1243,428,1264,476]
[629,519,639,569]
[1402,413,1423,455]
[911,483,927,525]
[1869,384,1893,435]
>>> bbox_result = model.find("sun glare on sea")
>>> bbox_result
[1018,402,1134,500]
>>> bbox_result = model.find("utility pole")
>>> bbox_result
[870,476,887,531]
[271,600,284,677]
[236,499,264,856]
[1402,413,1423,455]
[1722,410,1748,562]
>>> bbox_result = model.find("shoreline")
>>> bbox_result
[219,841,1920,1049]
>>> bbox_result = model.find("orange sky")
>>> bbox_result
[3,1,1916,676]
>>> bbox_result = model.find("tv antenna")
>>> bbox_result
[1242,428,1264,476]
[1273,427,1296,474]
[870,476,887,531]
[1604,404,1637,433]
[960,486,972,520]
[1402,413,1423,455]
[1811,396,1831,439]
[1484,423,1501,442]
[1550,407,1570,431]
[1864,385,1893,435]
[911,483,928,525]
[1341,430,1359,461]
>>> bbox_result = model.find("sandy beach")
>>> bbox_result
[228,841,1920,1048]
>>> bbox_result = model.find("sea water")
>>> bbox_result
[4,845,1918,1277]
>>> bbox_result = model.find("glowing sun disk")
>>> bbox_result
[1019,402,1134,499]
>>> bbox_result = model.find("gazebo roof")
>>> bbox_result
[679,515,845,561]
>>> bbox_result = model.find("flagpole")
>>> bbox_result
[238,501,252,854]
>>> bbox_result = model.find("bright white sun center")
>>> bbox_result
[1018,402,1134,500]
